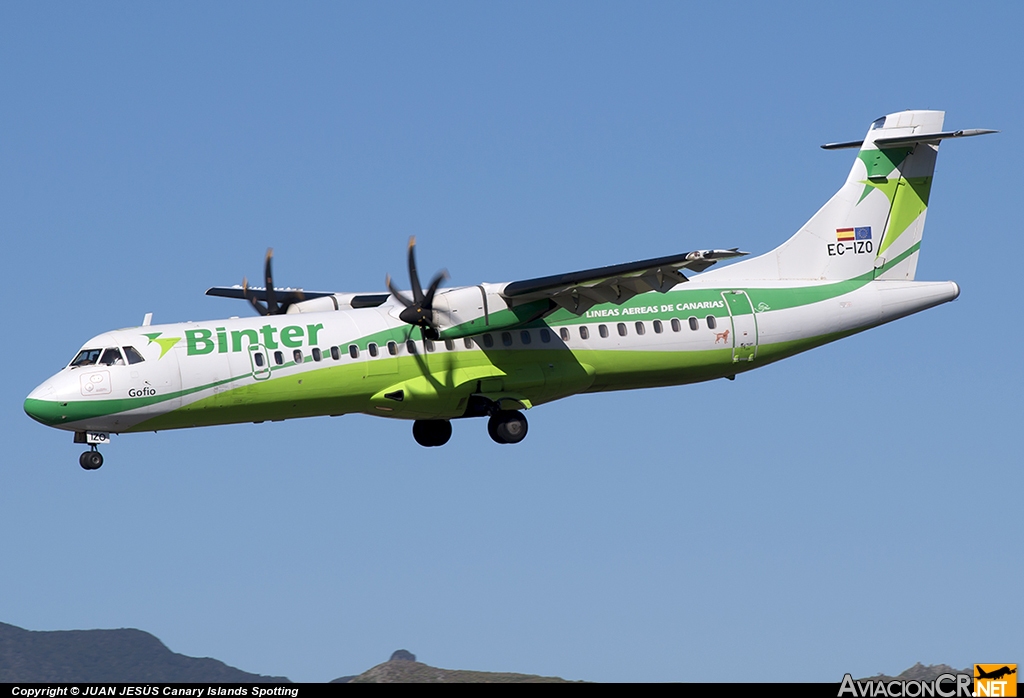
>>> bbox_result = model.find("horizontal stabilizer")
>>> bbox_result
[821,128,997,150]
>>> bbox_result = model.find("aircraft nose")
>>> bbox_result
[24,379,63,426]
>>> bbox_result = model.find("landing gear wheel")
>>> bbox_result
[412,419,452,447]
[79,450,103,470]
[487,411,528,445]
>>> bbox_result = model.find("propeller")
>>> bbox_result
[386,237,448,339]
[242,248,290,316]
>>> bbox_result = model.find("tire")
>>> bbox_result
[489,411,528,444]
[487,415,504,444]
[412,420,452,447]
[79,451,103,470]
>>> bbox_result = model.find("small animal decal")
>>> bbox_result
[714,329,730,344]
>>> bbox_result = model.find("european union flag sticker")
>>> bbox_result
[855,227,872,240]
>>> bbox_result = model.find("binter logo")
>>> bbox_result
[182,322,325,356]
[975,665,1017,697]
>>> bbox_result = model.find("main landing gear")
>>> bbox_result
[412,419,452,447]
[79,446,103,470]
[411,410,530,447]
[487,411,528,445]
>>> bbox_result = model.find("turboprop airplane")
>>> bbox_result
[24,110,995,469]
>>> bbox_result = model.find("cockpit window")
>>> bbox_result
[99,348,125,366]
[122,346,145,364]
[70,348,102,367]
[870,116,887,130]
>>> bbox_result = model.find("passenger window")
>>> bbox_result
[483,334,494,348]
[99,348,125,366]
[274,351,284,365]
[444,339,455,351]
[71,348,102,367]
[388,341,398,356]
[540,328,551,343]
[652,320,663,334]
[560,328,570,342]
[635,321,645,335]
[463,338,474,349]
[294,349,304,363]
[254,352,265,367]
[369,343,379,357]
[406,340,417,354]
[707,315,717,329]
[617,323,627,337]
[312,348,322,362]
[330,346,340,361]
[423,338,434,352]
[502,332,513,347]
[688,316,699,331]
[579,326,589,340]
[599,324,609,338]
[520,330,531,345]
[122,346,145,364]
[671,318,681,332]
[348,345,359,359]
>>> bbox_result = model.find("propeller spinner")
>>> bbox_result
[386,237,448,339]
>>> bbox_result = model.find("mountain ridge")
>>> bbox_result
[0,621,973,683]
[0,622,287,683]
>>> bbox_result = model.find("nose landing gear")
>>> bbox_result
[79,446,103,470]
[74,432,108,470]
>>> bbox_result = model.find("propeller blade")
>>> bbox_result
[242,277,269,316]
[422,270,449,309]
[407,236,423,304]
[386,274,416,309]
[388,238,446,336]
[263,248,278,315]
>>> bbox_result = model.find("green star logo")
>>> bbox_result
[143,332,181,359]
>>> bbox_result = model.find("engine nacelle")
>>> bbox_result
[286,292,391,314]
[433,284,553,339]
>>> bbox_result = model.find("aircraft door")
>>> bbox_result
[721,290,758,362]
[248,344,272,380]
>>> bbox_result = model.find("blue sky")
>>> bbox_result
[1,1,1019,682]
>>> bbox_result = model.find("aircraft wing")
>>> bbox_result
[205,285,333,309]
[205,286,392,312]
[501,248,746,314]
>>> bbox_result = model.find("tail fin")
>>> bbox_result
[706,110,980,282]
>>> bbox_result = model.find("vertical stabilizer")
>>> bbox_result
[704,110,946,282]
